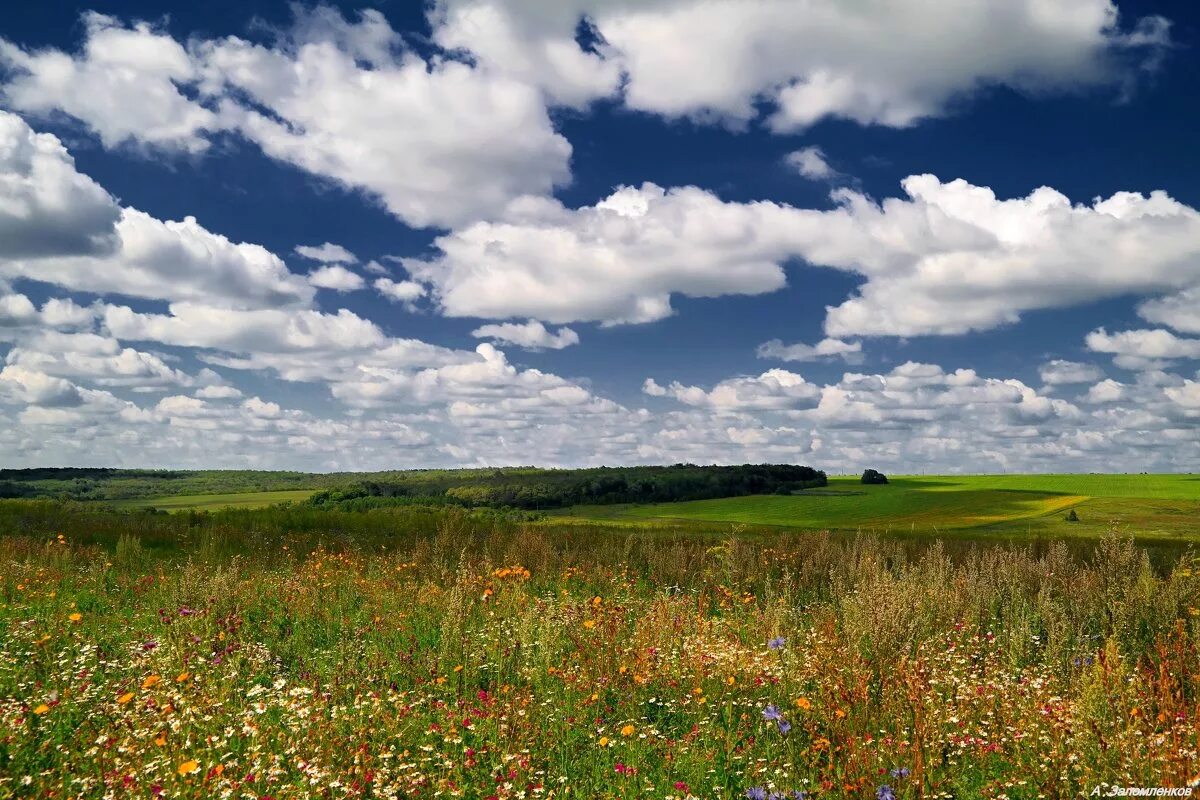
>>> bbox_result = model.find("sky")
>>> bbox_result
[0,0,1198,474]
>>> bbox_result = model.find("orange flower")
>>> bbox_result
[620,724,635,737]
[142,675,162,689]
[178,760,200,776]
[67,612,82,623]
[795,697,812,710]
[599,736,610,747]
[33,703,50,715]
[175,671,190,683]
[583,619,597,629]
[117,692,134,705]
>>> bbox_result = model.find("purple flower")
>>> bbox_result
[142,640,158,651]
[776,718,792,735]
[890,767,910,779]
[791,793,807,800]
[745,788,768,800]
[767,636,786,651]
[762,704,782,721]
[876,786,896,800]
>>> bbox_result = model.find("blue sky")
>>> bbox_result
[0,0,1198,472]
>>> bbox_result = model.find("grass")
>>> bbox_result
[555,475,1200,542]
[0,501,1197,797]
[112,489,317,511]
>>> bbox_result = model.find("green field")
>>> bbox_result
[113,489,316,511]
[555,474,1200,541]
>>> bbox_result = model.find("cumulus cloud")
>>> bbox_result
[471,320,578,350]
[407,184,795,324]
[1138,286,1200,334]
[1086,378,1126,403]
[374,277,426,305]
[0,13,221,153]
[0,110,120,259]
[295,242,357,264]
[1086,328,1200,370]
[1039,359,1105,386]
[758,338,861,363]
[785,147,838,181]
[431,0,1169,128]
[643,369,820,411]
[410,175,1200,337]
[307,265,365,292]
[4,331,200,391]
[0,112,311,310]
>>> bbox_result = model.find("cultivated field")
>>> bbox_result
[558,475,1200,543]
[114,489,318,512]
[1,498,1198,798]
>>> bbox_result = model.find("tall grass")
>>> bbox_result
[1,502,1196,798]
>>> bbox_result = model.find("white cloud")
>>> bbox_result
[0,365,84,407]
[295,242,358,264]
[307,265,365,293]
[195,9,571,228]
[374,277,426,305]
[758,338,861,363]
[1165,380,1200,411]
[432,0,1169,129]
[1039,359,1104,385]
[471,320,579,350]
[0,110,120,259]
[809,177,1200,338]
[407,184,794,325]
[1086,328,1200,370]
[0,13,220,153]
[4,331,199,391]
[785,147,838,181]
[643,369,820,411]
[1086,378,1126,403]
[1138,286,1200,334]
[0,111,312,310]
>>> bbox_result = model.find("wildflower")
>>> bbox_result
[68,612,82,623]
[33,703,50,715]
[794,697,812,710]
[768,636,786,650]
[675,781,689,792]
[175,671,190,683]
[583,619,596,629]
[598,736,609,747]
[620,724,635,737]
[876,786,896,800]
[762,704,782,722]
[143,675,162,689]
[776,719,792,735]
[117,692,134,705]
[745,788,768,800]
[890,767,911,779]
[178,760,200,776]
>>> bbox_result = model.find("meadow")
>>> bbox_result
[1,498,1198,798]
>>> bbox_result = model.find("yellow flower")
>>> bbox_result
[33,703,50,715]
[67,612,82,623]
[620,724,635,737]
[142,675,162,689]
[117,692,135,705]
[583,619,597,629]
[599,736,609,747]
[177,759,200,776]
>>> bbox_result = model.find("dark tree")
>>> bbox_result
[861,469,889,485]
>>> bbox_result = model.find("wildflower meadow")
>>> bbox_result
[1,501,1197,798]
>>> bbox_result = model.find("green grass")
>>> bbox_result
[112,489,316,511]
[555,474,1200,541]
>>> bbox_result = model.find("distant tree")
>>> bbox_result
[1065,509,1079,522]
[861,469,889,485]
